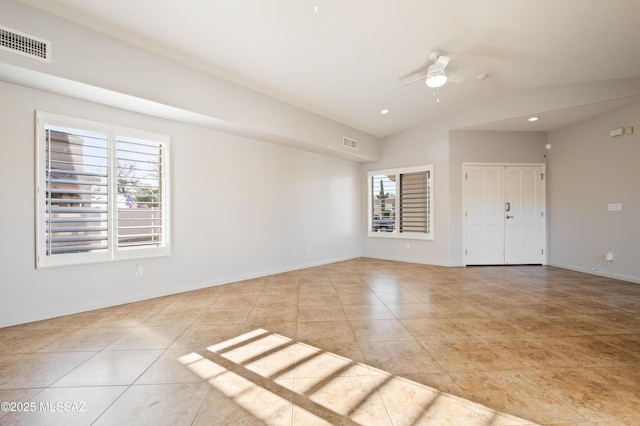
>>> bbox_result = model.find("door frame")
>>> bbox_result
[462,162,547,266]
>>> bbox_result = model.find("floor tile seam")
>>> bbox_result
[88,382,153,426]
[347,318,418,344]
[40,349,107,390]
[367,372,404,425]
[3,385,129,426]
[590,335,640,354]
[416,339,521,374]
[297,302,343,309]
[152,325,192,356]
[524,367,640,414]
[97,348,168,390]
[105,324,193,351]
[444,370,590,424]
[0,386,48,406]
[42,349,164,390]
[210,291,264,336]
[517,369,634,423]
[43,384,137,391]
[190,385,219,426]
[526,365,640,386]
[413,339,457,377]
[546,334,640,359]
[292,358,374,402]
[344,321,392,381]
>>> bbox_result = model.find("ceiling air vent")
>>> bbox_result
[343,136,358,150]
[0,25,51,62]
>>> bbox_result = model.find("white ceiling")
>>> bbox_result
[17,0,640,137]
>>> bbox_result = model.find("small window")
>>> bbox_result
[367,165,433,240]
[35,112,170,268]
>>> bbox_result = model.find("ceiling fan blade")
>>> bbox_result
[432,55,450,71]
[403,74,428,86]
[447,73,464,83]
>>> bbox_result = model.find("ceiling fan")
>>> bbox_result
[404,51,464,88]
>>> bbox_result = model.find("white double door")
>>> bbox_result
[464,164,545,265]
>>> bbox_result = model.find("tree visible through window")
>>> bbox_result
[116,136,165,249]
[370,174,396,232]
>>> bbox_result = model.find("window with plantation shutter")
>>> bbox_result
[36,112,170,268]
[367,165,433,240]
[44,127,109,256]
[399,170,430,234]
[116,136,165,249]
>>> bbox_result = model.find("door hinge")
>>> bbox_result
[541,248,544,255]
[465,173,468,180]
[541,173,544,180]
[465,211,467,218]
[541,211,544,218]
[465,249,468,256]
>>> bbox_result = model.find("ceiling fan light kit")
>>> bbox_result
[426,69,447,88]
[404,50,463,89]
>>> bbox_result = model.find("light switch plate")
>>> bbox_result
[607,203,622,211]
[610,127,625,137]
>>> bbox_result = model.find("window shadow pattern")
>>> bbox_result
[179,328,535,425]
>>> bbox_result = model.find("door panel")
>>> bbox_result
[504,167,544,264]
[465,165,545,265]
[465,166,504,264]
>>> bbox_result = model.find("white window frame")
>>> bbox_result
[367,165,434,240]
[35,111,171,268]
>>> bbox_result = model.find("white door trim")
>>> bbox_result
[463,162,547,266]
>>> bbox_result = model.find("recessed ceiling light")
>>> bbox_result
[380,109,390,114]
[528,116,540,122]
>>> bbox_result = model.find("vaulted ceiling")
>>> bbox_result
[17,0,640,136]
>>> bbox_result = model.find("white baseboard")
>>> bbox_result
[2,255,361,328]
[548,262,640,285]
[362,254,457,268]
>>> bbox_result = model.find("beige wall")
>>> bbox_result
[449,130,548,265]
[0,0,379,162]
[362,124,451,265]
[548,102,640,282]
[0,81,364,327]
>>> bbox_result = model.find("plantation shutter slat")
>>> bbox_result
[116,136,165,248]
[44,128,109,256]
[399,171,431,234]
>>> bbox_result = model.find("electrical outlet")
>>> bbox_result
[605,252,614,262]
[136,263,143,277]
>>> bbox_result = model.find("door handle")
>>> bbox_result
[505,202,511,212]
[506,215,514,219]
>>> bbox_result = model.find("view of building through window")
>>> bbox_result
[370,174,396,232]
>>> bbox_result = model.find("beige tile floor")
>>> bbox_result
[1,258,640,425]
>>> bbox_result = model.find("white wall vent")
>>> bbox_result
[0,25,51,62]
[343,136,358,150]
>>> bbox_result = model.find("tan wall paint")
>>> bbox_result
[548,102,640,282]
[449,131,548,265]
